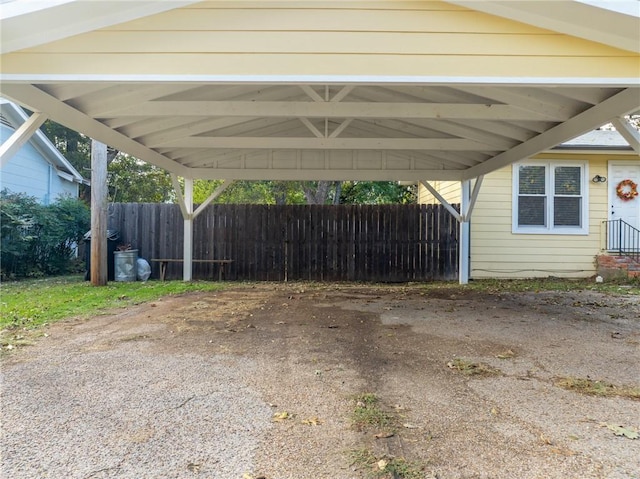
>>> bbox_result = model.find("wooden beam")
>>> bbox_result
[419,180,463,222]
[0,83,189,176]
[329,118,353,138]
[192,180,235,219]
[162,137,494,150]
[299,118,324,138]
[453,85,576,121]
[331,86,355,103]
[90,140,108,286]
[103,101,555,121]
[170,174,189,220]
[0,111,47,168]
[193,167,465,182]
[464,88,640,179]
[141,117,258,147]
[463,175,484,221]
[299,85,324,103]
[611,117,640,153]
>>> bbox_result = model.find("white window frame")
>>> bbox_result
[512,160,589,235]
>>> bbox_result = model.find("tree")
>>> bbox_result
[339,181,416,204]
[42,120,92,200]
[0,190,90,278]
[108,154,173,203]
[193,180,306,205]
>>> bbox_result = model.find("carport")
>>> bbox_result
[1,0,638,285]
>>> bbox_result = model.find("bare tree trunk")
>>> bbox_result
[303,180,332,204]
[333,181,342,204]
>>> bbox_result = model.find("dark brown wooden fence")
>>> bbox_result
[107,203,459,281]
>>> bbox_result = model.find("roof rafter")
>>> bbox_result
[465,87,640,179]
[0,83,188,176]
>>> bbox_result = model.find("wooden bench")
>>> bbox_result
[150,259,233,281]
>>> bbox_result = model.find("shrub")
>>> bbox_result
[0,190,90,279]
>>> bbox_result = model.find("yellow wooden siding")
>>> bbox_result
[470,156,624,278]
[1,1,638,78]
[418,154,639,278]
[418,181,461,205]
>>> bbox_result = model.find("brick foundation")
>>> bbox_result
[596,254,640,280]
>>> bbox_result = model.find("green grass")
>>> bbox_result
[0,275,227,331]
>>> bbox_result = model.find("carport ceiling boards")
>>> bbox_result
[1,0,639,182]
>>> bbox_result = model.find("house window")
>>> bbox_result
[513,161,588,234]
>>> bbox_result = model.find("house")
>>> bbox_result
[0,99,87,204]
[419,128,640,279]
[0,0,638,284]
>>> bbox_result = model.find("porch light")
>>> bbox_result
[592,175,607,183]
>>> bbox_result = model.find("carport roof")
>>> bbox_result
[1,0,639,182]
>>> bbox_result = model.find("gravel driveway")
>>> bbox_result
[1,283,639,478]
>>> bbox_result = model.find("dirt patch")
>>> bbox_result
[2,283,639,479]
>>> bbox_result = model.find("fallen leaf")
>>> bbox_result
[604,423,639,439]
[272,411,292,422]
[539,434,553,445]
[301,417,322,426]
[377,459,388,470]
[496,349,515,359]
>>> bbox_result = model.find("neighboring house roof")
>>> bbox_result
[553,129,635,151]
[0,98,89,185]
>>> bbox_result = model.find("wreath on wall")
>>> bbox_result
[616,179,639,201]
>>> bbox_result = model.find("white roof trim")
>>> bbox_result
[446,0,640,53]
[0,98,88,185]
[1,74,639,87]
[0,0,202,54]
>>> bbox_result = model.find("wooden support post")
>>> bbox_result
[459,180,471,285]
[183,177,194,281]
[90,139,108,286]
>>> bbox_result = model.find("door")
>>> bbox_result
[608,161,640,251]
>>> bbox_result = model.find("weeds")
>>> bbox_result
[351,393,394,431]
[348,449,425,479]
[555,377,640,401]
[447,358,500,376]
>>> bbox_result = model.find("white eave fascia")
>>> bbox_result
[1,74,639,87]
[0,98,87,183]
[445,0,640,53]
[0,0,202,54]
